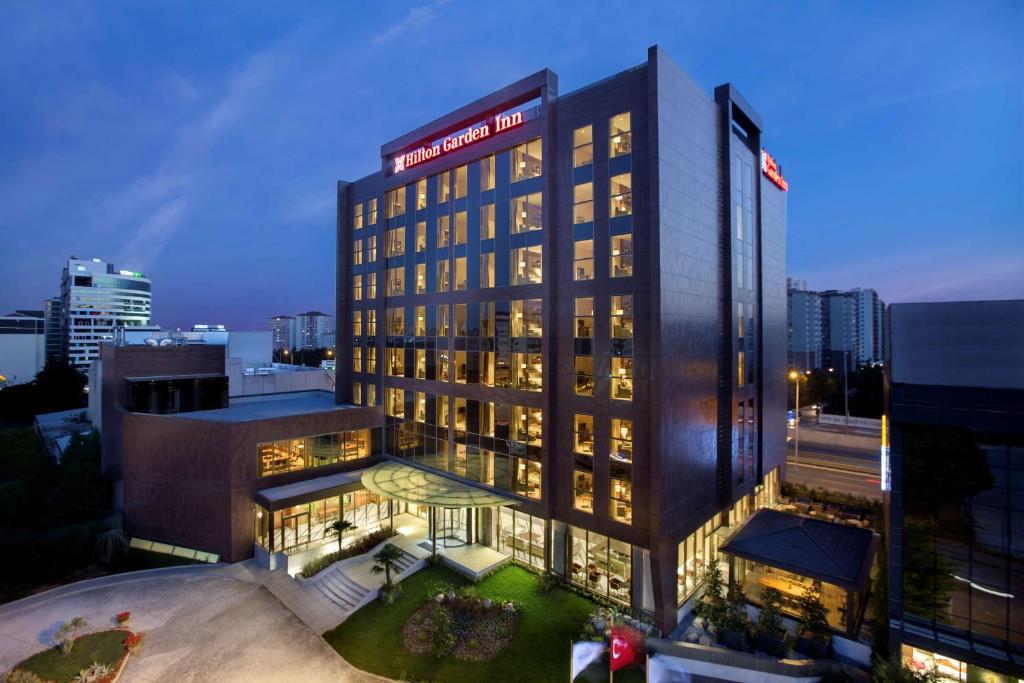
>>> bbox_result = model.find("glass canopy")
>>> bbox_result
[361,461,520,508]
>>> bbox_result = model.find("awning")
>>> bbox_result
[254,469,367,511]
[360,461,520,508]
[719,508,879,591]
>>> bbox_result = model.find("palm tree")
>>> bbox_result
[371,543,404,591]
[329,519,357,554]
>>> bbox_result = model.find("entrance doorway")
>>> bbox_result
[437,507,472,547]
[281,511,310,551]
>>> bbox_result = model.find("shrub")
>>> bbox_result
[3,671,46,683]
[756,587,784,638]
[538,571,561,593]
[693,559,725,625]
[115,611,131,624]
[431,605,456,658]
[798,581,831,642]
[124,633,144,653]
[72,662,113,683]
[299,526,397,578]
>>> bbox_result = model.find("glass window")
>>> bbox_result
[480,205,495,239]
[352,238,363,265]
[455,165,468,198]
[512,405,542,447]
[511,192,543,233]
[386,307,404,335]
[437,396,449,426]
[511,299,542,337]
[367,235,377,262]
[511,245,542,285]
[480,155,495,191]
[352,346,362,373]
[610,112,632,157]
[610,234,633,278]
[574,356,594,396]
[574,414,594,455]
[515,352,543,391]
[455,351,467,383]
[575,297,594,338]
[454,210,468,244]
[352,310,362,336]
[611,418,633,463]
[611,295,633,339]
[480,253,495,288]
[574,183,593,224]
[366,310,377,336]
[352,381,362,404]
[610,173,632,217]
[438,214,450,247]
[610,467,632,524]
[386,227,405,257]
[386,186,405,218]
[574,469,593,513]
[386,348,403,376]
[387,267,405,296]
[437,305,449,336]
[415,263,426,293]
[511,138,543,181]
[366,272,377,299]
[368,198,378,224]
[437,171,450,203]
[480,302,495,337]
[415,306,426,336]
[611,357,633,400]
[437,350,450,381]
[386,388,404,418]
[455,304,468,336]
[416,178,427,210]
[367,383,376,405]
[573,125,593,167]
[416,221,426,252]
[437,260,450,292]
[353,275,362,301]
[737,350,745,388]
[415,349,426,378]
[574,239,594,281]
[257,429,373,477]
[354,203,364,229]
[454,257,467,290]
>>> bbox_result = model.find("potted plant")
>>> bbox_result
[371,543,404,603]
[795,581,831,659]
[753,587,787,657]
[693,559,725,626]
[717,580,749,651]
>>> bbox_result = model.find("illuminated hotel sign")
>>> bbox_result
[760,149,789,191]
[391,111,525,174]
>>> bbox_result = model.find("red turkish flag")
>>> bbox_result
[609,626,645,672]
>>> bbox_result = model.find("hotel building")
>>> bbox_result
[334,46,788,631]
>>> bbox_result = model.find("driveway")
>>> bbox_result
[0,566,385,682]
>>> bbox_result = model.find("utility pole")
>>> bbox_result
[790,371,800,468]
[843,350,850,422]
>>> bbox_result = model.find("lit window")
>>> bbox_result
[437,172,451,203]
[437,305,449,336]
[368,198,378,224]
[574,240,594,281]
[454,210,468,245]
[455,351,467,384]
[366,310,377,336]
[574,469,593,513]
[387,267,405,296]
[611,418,633,463]
[737,350,745,388]
[480,204,495,240]
[611,357,633,401]
[573,125,593,167]
[387,388,404,418]
[511,299,542,337]
[511,246,542,285]
[416,178,427,210]
[386,186,405,218]
[387,348,403,376]
[455,165,468,198]
[415,263,426,294]
[454,257,467,291]
[415,306,426,335]
[574,414,594,455]
[354,203,364,229]
[416,221,426,252]
[610,235,633,278]
[511,192,542,233]
[366,383,376,405]
[480,253,495,288]
[366,272,377,299]
[352,381,362,404]
[480,302,495,337]
[352,346,362,373]
[367,235,377,262]
[512,405,542,447]
[437,214,450,247]
[611,295,633,339]
[610,465,632,524]
[385,227,405,257]
[437,260,450,292]
[514,352,542,391]
[352,310,362,336]
[437,397,449,426]
[386,307,404,335]
[610,112,631,158]
[353,275,362,301]
[574,183,593,224]
[437,350,450,381]
[480,155,495,191]
[574,356,594,396]
[511,138,543,182]
[610,173,632,217]
[574,298,594,338]
[352,239,363,265]
[415,349,426,379]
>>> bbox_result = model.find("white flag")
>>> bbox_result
[647,654,693,682]
[570,641,605,680]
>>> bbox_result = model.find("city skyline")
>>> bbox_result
[1,1,1021,330]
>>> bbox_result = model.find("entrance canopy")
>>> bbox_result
[719,508,879,591]
[361,461,519,508]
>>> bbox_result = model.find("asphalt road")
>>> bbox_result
[785,443,883,500]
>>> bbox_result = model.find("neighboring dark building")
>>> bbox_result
[0,309,46,385]
[886,300,1024,679]
[335,45,788,631]
[44,296,62,362]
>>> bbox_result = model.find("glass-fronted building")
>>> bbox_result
[334,46,788,632]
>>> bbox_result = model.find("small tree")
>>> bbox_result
[798,581,830,642]
[695,559,725,624]
[328,519,357,554]
[757,587,784,638]
[723,580,749,632]
[54,616,87,655]
[371,543,404,592]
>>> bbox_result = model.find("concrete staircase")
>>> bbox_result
[311,571,371,613]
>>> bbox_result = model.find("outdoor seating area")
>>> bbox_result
[775,495,874,529]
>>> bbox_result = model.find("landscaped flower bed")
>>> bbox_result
[401,593,519,662]
[9,628,137,683]
[300,526,397,578]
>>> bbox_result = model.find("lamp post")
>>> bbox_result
[789,370,800,468]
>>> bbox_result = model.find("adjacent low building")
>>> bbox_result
[0,309,45,385]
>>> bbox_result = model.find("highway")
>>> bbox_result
[785,442,883,500]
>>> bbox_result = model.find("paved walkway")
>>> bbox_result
[0,564,386,682]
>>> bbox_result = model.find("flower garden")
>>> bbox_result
[5,613,141,683]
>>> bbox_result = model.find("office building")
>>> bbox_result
[44,296,62,363]
[787,283,887,372]
[296,310,335,350]
[0,309,46,385]
[268,315,297,351]
[60,257,156,370]
[886,300,1023,679]
[335,46,787,631]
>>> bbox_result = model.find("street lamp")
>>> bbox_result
[789,370,801,468]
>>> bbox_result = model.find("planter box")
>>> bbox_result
[753,632,786,658]
[718,628,747,652]
[795,635,829,659]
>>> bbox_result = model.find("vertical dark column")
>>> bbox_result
[713,87,734,508]
[336,180,352,405]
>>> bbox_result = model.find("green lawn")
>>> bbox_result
[14,630,125,682]
[325,564,608,683]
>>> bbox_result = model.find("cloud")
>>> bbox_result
[372,4,437,44]
[116,197,188,270]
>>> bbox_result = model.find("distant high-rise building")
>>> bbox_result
[0,310,45,385]
[60,257,155,371]
[44,296,62,363]
[786,283,887,371]
[267,315,296,351]
[295,311,334,349]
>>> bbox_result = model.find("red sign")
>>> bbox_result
[609,626,645,672]
[761,149,789,191]
[392,111,525,174]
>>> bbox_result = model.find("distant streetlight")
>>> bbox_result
[789,370,803,468]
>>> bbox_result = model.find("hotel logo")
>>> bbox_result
[392,111,525,175]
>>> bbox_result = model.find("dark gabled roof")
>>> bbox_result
[719,508,879,591]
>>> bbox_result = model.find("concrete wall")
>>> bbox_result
[0,333,44,385]
[227,330,272,369]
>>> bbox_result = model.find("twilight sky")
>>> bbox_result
[1,1,1021,330]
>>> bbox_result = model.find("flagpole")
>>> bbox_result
[569,641,573,683]
[645,652,649,683]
